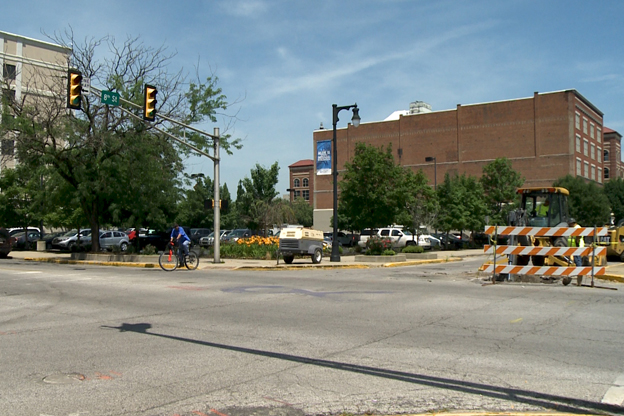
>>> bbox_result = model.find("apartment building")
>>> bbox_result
[310,90,623,231]
[0,30,71,171]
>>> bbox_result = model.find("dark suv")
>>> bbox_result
[0,227,11,258]
[190,228,212,245]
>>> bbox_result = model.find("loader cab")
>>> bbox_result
[519,187,570,228]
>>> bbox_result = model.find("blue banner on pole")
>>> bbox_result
[316,140,332,175]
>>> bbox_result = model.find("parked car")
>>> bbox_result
[42,231,66,250]
[357,228,380,248]
[424,234,441,249]
[99,230,130,251]
[9,227,40,237]
[51,229,93,251]
[0,227,11,258]
[376,227,430,249]
[138,226,192,251]
[323,231,359,247]
[199,229,231,247]
[432,233,464,250]
[11,231,41,250]
[190,228,212,245]
[222,228,251,243]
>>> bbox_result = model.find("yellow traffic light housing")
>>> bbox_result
[67,69,82,110]
[144,84,157,121]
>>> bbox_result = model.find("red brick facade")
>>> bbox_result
[603,128,623,181]
[288,159,314,206]
[312,90,622,216]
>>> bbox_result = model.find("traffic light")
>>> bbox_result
[204,199,229,210]
[143,84,157,121]
[67,69,82,110]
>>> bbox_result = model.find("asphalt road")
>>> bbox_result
[1,256,623,416]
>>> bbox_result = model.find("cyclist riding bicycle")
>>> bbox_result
[170,224,190,260]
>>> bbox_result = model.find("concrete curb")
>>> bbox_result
[21,256,465,270]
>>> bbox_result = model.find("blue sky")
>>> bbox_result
[2,0,624,195]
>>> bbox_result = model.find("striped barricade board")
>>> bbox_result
[483,226,608,237]
[483,245,606,257]
[482,264,605,276]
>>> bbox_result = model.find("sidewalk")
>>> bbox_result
[8,249,624,282]
[8,249,485,270]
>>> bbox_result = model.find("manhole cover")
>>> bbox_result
[43,373,85,384]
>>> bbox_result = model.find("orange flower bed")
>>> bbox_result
[237,236,279,246]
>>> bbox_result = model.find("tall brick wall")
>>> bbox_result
[312,90,611,214]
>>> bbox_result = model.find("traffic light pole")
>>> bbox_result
[213,129,221,264]
[87,85,223,263]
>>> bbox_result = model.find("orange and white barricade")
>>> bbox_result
[482,226,608,282]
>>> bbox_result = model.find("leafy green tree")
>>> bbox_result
[396,169,438,236]
[1,31,240,250]
[236,162,280,231]
[554,175,610,226]
[0,166,34,229]
[338,143,406,230]
[480,158,524,225]
[435,173,487,236]
[291,197,313,227]
[460,174,489,233]
[604,177,624,225]
[175,175,214,228]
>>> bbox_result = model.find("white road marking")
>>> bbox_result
[602,374,624,405]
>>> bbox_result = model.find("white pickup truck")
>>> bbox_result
[358,227,431,249]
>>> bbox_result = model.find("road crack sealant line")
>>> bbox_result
[24,257,157,268]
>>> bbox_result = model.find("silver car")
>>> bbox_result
[199,229,231,247]
[99,230,130,251]
[52,229,93,251]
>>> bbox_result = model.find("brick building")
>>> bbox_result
[603,127,623,181]
[310,89,623,231]
[287,159,314,205]
[1,30,71,171]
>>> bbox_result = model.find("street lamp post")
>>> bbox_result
[425,156,437,190]
[331,103,361,262]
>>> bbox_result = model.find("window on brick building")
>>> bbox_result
[576,159,582,176]
[576,135,581,153]
[584,139,589,156]
[575,113,580,130]
[590,123,595,139]
[604,149,609,162]
[302,178,309,187]
[591,144,595,160]
[597,127,601,143]
[293,178,300,187]
[294,190,300,197]
[598,146,602,162]
[302,190,309,201]
[591,165,596,181]
[605,168,610,180]
[584,161,589,178]
[583,118,588,134]
[599,168,603,184]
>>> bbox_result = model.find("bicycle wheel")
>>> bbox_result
[159,250,178,271]
[185,252,199,270]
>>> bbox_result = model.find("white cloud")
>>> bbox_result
[222,0,269,17]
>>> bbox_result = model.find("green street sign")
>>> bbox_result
[101,90,120,106]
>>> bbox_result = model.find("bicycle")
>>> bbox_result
[159,241,199,271]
